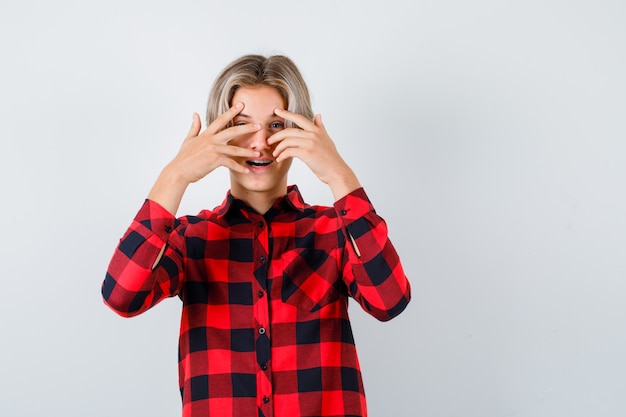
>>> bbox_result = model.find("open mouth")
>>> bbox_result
[247,159,273,168]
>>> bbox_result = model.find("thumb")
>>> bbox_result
[314,113,324,128]
[185,112,201,140]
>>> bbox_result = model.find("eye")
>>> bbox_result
[270,121,284,129]
[234,121,247,127]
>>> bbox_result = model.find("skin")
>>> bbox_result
[227,86,294,213]
[148,85,361,216]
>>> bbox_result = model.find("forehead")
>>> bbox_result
[232,85,285,114]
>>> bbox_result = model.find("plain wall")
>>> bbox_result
[1,0,625,416]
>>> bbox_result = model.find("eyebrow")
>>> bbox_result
[236,113,282,119]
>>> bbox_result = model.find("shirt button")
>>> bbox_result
[260,256,266,263]
[261,364,267,370]
[258,291,264,298]
[165,225,172,233]
[258,221,264,228]
[340,210,347,216]
[263,396,270,404]
[259,327,266,335]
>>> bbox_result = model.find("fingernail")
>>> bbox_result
[253,124,260,129]
[236,102,243,109]
[275,108,282,113]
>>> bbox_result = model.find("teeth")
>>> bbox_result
[247,160,272,167]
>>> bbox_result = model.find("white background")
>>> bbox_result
[1,0,625,416]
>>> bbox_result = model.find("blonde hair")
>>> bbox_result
[206,54,314,128]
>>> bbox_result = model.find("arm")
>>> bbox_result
[102,104,262,316]
[335,188,411,321]
[102,200,184,317]
[268,109,410,320]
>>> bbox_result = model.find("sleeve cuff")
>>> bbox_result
[333,187,375,222]
[133,199,177,241]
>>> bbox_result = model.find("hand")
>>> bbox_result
[267,109,360,200]
[148,103,261,215]
[167,103,261,184]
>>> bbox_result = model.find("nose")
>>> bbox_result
[248,127,270,151]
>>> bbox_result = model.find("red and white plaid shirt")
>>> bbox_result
[103,185,411,417]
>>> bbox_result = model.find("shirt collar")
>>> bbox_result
[215,185,306,219]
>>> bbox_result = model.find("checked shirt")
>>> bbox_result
[102,185,411,417]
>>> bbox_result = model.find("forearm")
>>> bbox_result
[336,188,411,321]
[328,164,362,202]
[103,238,166,317]
[347,235,411,321]
[102,199,182,317]
[147,164,191,216]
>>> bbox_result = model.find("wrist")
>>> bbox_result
[147,166,190,216]
[158,163,192,188]
[328,169,361,201]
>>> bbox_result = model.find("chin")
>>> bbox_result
[230,174,287,195]
[230,160,291,196]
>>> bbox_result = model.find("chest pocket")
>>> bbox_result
[278,247,344,312]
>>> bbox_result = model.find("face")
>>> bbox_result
[228,85,292,203]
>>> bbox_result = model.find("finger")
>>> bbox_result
[313,114,331,136]
[220,157,251,174]
[274,146,300,164]
[272,137,310,159]
[267,127,312,146]
[314,113,324,129]
[274,108,315,130]
[215,144,260,158]
[184,112,202,141]
[213,122,262,145]
[206,102,245,135]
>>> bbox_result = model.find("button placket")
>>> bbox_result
[252,214,273,408]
